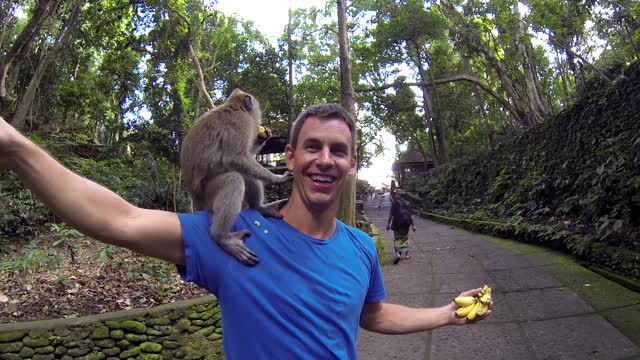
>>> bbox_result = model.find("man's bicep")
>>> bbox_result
[122,208,185,265]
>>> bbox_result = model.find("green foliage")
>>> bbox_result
[0,240,62,277]
[125,257,178,299]
[415,60,640,250]
[264,181,292,204]
[0,172,49,243]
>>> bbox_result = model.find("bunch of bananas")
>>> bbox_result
[454,285,492,320]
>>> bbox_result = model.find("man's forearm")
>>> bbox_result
[361,303,451,335]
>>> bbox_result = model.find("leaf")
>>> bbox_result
[0,292,8,303]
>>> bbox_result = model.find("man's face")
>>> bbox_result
[285,116,356,211]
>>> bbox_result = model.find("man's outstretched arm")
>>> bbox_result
[359,288,487,334]
[0,116,185,265]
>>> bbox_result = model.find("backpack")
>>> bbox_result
[392,199,412,230]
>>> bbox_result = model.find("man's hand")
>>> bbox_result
[446,288,491,325]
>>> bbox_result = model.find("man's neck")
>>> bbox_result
[279,194,337,240]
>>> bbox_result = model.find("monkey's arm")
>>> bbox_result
[0,117,185,264]
[230,156,291,184]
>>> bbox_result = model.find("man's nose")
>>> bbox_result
[317,148,332,167]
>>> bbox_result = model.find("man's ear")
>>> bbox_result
[348,155,357,176]
[285,144,295,171]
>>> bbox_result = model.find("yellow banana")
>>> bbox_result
[466,301,481,320]
[455,302,477,317]
[454,296,477,307]
[476,301,489,317]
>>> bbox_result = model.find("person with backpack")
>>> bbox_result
[386,189,416,264]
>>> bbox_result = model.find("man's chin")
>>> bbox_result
[306,194,338,210]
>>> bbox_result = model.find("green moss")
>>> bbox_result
[118,347,140,358]
[124,334,147,342]
[20,347,36,358]
[121,320,146,334]
[139,342,163,353]
[91,326,110,339]
[76,352,106,360]
[419,211,640,282]
[94,339,115,348]
[0,342,23,353]
[22,336,50,347]
[34,346,54,354]
[104,321,120,329]
[109,329,124,340]
[0,332,25,343]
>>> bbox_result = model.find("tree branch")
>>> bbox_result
[167,6,216,110]
[548,35,613,84]
[357,73,519,119]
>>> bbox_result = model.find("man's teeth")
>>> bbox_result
[310,175,334,183]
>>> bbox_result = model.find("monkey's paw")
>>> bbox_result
[278,171,294,183]
[216,230,259,266]
[257,204,283,219]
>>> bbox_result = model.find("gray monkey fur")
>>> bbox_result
[180,89,292,266]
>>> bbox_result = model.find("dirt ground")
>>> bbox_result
[0,233,208,324]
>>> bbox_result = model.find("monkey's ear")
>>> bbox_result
[243,95,253,111]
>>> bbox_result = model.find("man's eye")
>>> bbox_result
[333,147,348,156]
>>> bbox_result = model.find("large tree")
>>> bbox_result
[337,0,356,226]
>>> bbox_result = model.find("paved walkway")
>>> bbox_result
[357,199,640,360]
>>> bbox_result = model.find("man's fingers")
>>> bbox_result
[458,288,483,297]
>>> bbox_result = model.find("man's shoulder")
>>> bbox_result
[178,209,261,228]
[337,220,367,235]
[337,221,376,246]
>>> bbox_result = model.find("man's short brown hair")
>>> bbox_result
[288,104,356,156]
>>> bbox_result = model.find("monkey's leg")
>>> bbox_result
[244,177,283,219]
[207,172,259,266]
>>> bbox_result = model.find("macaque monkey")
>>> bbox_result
[180,89,291,266]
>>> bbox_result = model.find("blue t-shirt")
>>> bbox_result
[177,209,387,360]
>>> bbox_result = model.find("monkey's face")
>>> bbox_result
[285,116,356,211]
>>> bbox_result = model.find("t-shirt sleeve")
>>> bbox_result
[365,241,387,304]
[176,211,231,295]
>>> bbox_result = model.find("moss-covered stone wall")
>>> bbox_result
[0,296,223,360]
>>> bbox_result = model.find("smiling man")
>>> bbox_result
[0,103,487,360]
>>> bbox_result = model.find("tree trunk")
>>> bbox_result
[12,0,83,130]
[287,6,296,134]
[336,0,355,226]
[0,0,53,102]
[516,5,548,125]
[440,0,547,128]
[409,42,446,164]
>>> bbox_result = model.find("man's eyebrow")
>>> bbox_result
[302,137,322,145]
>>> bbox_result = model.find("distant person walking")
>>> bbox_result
[387,190,416,264]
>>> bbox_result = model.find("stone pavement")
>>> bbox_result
[357,199,640,360]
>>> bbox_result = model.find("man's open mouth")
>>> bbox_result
[309,174,336,185]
